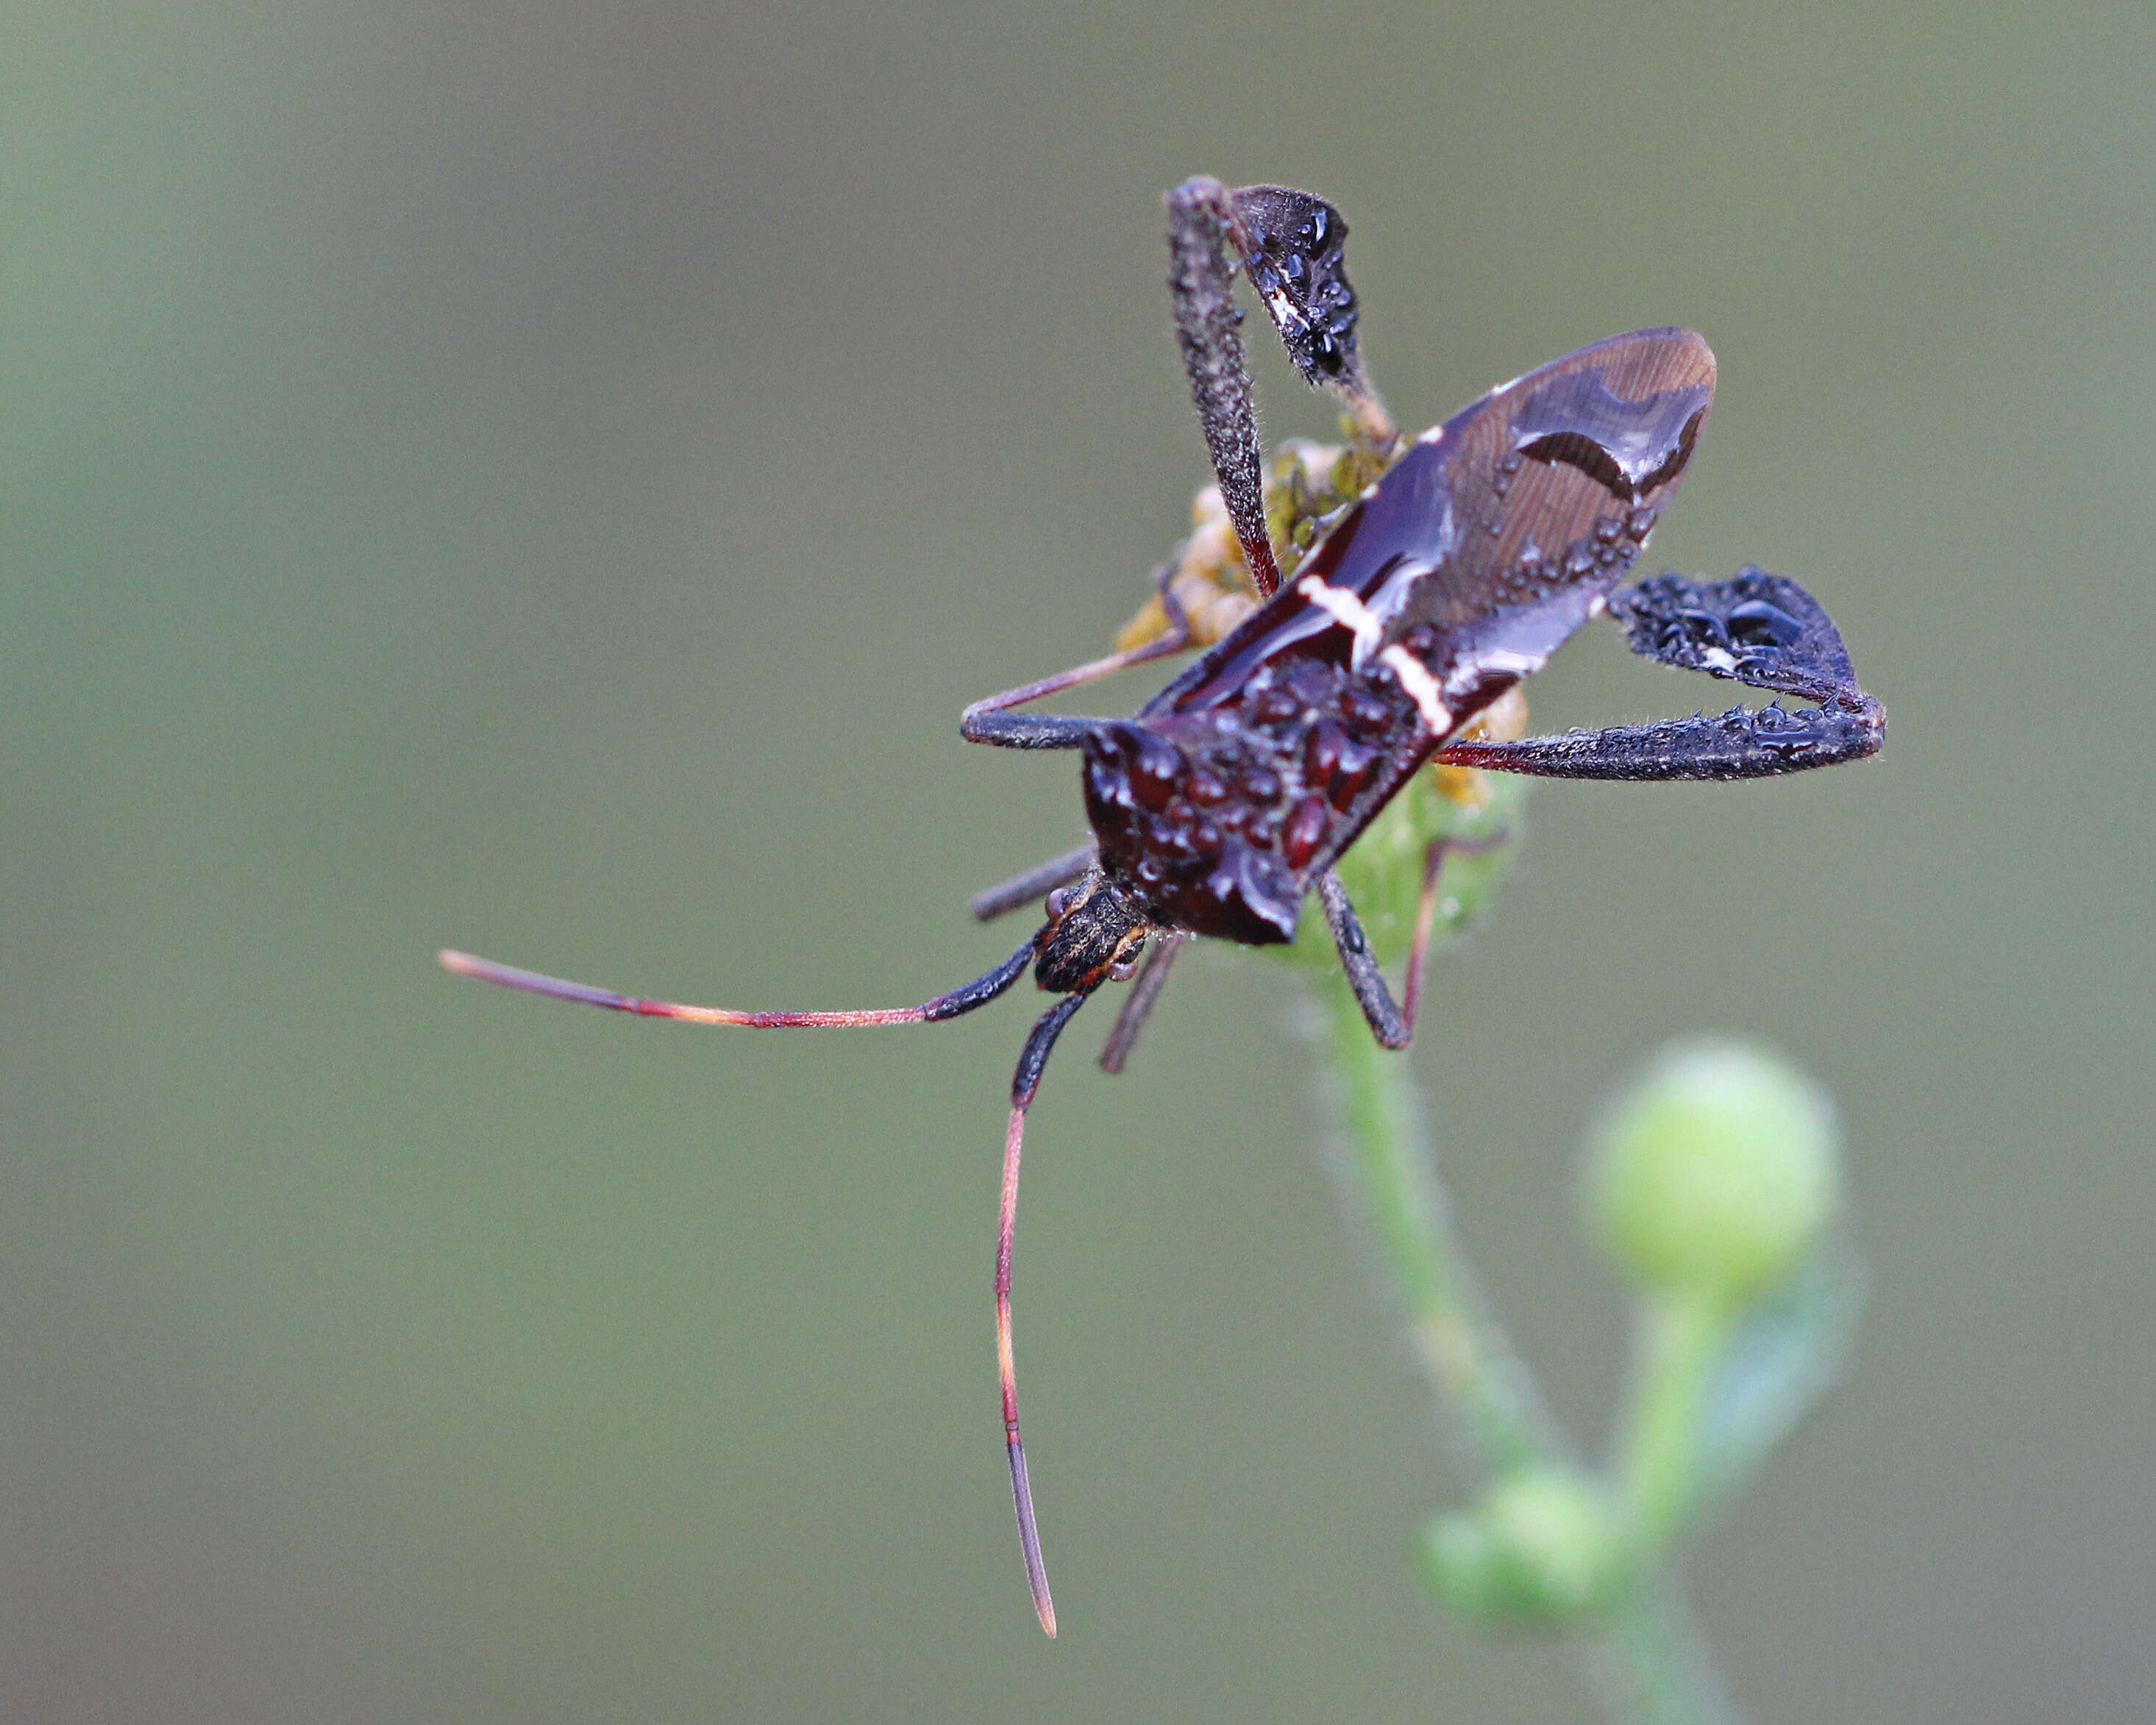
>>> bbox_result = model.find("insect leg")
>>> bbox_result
[959,562,1195,752]
[970,842,1099,922]
[1315,869,1411,1050]
[1438,569,1884,782]
[1610,568,1869,705]
[1400,840,1448,1037]
[1166,177,1284,599]
[958,711,1100,750]
[1167,180,1396,603]
[998,987,1095,1637]
[1434,700,1883,782]
[1395,833,1510,1032]
[1095,929,1185,1073]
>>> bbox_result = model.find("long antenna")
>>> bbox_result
[443,934,1089,1635]
[999,989,1090,1637]
[438,939,1035,1026]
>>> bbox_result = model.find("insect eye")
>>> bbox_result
[1044,888,1072,920]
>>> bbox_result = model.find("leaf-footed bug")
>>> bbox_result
[443,177,1882,1637]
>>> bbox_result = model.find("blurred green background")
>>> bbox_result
[6,1,2153,1719]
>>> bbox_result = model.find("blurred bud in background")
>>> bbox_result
[1586,1040,1842,1310]
[1421,1465,1623,1621]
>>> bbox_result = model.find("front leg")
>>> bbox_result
[1095,929,1186,1074]
[958,708,1102,750]
[970,842,1098,921]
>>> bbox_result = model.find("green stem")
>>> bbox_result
[1594,1581,1746,1725]
[1315,973,1549,1471]
[1309,975,1743,1725]
[1620,1292,1737,1555]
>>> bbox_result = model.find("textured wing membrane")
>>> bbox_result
[1395,330,1715,644]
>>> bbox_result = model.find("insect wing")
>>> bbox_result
[1390,328,1716,704]
[1153,330,1716,722]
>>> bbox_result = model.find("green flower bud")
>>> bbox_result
[1421,1507,1504,1615]
[1587,1041,1840,1306]
[1419,1465,1622,1620]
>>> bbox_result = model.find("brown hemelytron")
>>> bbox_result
[442,178,1882,1637]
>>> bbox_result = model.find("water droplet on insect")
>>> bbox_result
[1283,796,1330,870]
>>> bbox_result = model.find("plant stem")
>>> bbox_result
[1593,1581,1747,1725]
[1620,1292,1737,1555]
[1314,972,1549,1473]
[1309,975,1744,1725]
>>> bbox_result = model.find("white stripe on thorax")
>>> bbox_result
[1379,646,1452,734]
[1295,575,1384,664]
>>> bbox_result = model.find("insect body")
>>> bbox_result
[442,179,1883,1637]
[1079,330,1710,951]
